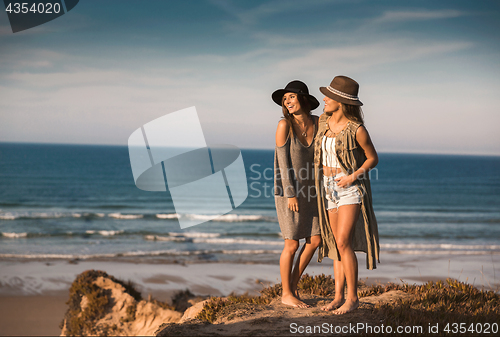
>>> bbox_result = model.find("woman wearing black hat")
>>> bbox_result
[313,76,380,314]
[273,80,321,308]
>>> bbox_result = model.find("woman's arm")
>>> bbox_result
[335,125,378,187]
[275,119,299,212]
[275,119,289,147]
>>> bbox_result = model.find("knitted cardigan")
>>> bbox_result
[313,113,380,269]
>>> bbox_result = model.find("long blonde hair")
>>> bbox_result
[341,103,364,124]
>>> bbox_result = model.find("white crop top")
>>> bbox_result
[322,136,340,168]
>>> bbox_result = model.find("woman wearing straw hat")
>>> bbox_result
[313,76,380,314]
[272,80,321,308]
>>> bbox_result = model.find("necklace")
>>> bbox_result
[294,117,310,137]
[326,119,349,138]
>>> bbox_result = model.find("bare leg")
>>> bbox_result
[280,239,309,308]
[322,209,345,311]
[332,203,360,315]
[290,235,321,299]
[290,243,305,299]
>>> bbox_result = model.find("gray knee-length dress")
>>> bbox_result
[274,125,320,240]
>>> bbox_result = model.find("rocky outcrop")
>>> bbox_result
[179,299,210,323]
[59,270,183,336]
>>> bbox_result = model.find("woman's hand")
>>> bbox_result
[334,175,355,188]
[288,197,299,212]
[337,126,378,188]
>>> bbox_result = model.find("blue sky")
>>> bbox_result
[1,0,499,155]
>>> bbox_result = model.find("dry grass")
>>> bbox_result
[297,273,337,296]
[196,274,500,330]
[259,273,336,299]
[196,297,229,323]
[375,278,500,336]
[197,273,336,323]
[358,282,401,298]
[197,292,274,323]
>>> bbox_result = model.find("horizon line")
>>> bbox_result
[1,140,499,158]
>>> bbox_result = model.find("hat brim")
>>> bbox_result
[319,87,363,106]
[272,89,320,110]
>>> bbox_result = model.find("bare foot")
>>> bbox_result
[333,298,359,315]
[321,298,345,311]
[282,294,310,308]
[293,289,301,300]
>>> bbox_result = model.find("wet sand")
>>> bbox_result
[0,294,68,336]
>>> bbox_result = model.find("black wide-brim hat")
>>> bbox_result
[319,75,363,106]
[272,80,320,110]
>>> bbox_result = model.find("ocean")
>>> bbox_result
[1,143,499,263]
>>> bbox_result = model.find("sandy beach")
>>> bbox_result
[1,252,498,336]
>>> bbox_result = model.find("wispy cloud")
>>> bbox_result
[0,20,65,36]
[208,0,330,29]
[0,25,12,36]
[0,49,65,70]
[274,39,473,75]
[373,9,466,24]
[4,67,191,88]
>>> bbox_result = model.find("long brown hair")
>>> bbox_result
[341,103,364,124]
[281,93,312,136]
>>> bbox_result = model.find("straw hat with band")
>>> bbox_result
[319,76,363,106]
[272,80,320,110]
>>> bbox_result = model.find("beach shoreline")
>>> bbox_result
[0,252,498,336]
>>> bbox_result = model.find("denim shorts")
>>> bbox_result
[323,172,362,211]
